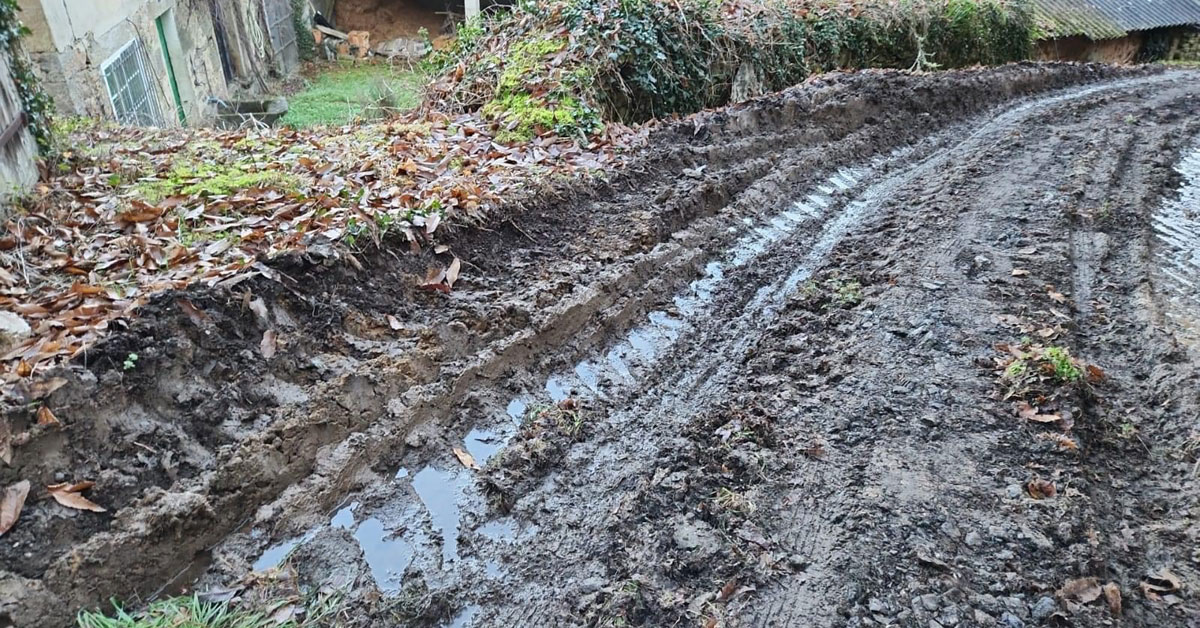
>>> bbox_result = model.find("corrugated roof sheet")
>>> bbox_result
[1093,0,1200,31]
[1033,0,1127,39]
[1032,0,1200,38]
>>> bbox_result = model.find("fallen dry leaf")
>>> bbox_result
[260,329,277,359]
[0,480,30,536]
[1017,402,1061,423]
[1048,290,1067,303]
[992,314,1023,328]
[1103,582,1121,616]
[1086,364,1105,382]
[446,257,462,288]
[1144,567,1182,595]
[387,315,402,331]
[452,447,480,470]
[36,405,59,426]
[419,266,450,293]
[269,603,300,624]
[177,298,210,327]
[1026,478,1057,499]
[1011,268,1030,277]
[716,578,739,602]
[22,376,68,400]
[47,481,106,512]
[1040,433,1078,450]
[1059,577,1101,603]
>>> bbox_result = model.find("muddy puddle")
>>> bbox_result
[1153,140,1200,341]
[244,161,882,608]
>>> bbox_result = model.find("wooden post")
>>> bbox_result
[465,0,480,20]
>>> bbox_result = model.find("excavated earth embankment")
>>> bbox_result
[4,62,1200,627]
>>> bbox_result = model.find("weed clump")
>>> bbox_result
[1001,343,1086,394]
[75,589,341,628]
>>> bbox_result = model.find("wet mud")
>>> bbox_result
[4,63,1200,627]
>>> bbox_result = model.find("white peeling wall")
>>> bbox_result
[19,0,230,125]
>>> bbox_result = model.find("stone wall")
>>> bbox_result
[1168,28,1200,61]
[0,47,38,213]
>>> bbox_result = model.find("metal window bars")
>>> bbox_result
[101,38,165,127]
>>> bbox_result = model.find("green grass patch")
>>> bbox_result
[281,62,425,128]
[75,593,340,628]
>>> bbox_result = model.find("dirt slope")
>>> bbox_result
[4,63,1200,627]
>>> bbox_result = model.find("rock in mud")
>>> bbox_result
[999,611,1025,628]
[1030,596,1057,621]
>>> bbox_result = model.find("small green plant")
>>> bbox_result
[523,402,587,440]
[77,591,340,628]
[1043,346,1082,382]
[554,405,585,440]
[1004,358,1027,379]
[122,352,139,371]
[826,278,864,307]
[714,487,756,515]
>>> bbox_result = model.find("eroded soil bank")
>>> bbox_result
[4,63,1200,627]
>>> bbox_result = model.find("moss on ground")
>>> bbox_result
[281,61,424,128]
[135,161,302,202]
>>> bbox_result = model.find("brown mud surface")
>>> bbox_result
[4,63,1200,627]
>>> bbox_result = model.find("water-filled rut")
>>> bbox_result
[215,71,1200,627]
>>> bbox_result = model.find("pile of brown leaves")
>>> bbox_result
[0,111,643,400]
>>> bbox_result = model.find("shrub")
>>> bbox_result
[425,0,1034,130]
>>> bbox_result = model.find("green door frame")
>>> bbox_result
[156,10,186,125]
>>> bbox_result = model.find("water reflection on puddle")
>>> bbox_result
[412,466,465,564]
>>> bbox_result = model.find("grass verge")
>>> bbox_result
[282,61,424,128]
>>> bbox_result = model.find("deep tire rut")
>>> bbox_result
[5,64,1200,628]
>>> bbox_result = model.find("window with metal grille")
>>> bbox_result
[101,38,164,127]
[263,0,298,75]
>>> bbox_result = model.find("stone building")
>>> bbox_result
[16,0,305,126]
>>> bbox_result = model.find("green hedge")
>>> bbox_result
[428,0,1034,130]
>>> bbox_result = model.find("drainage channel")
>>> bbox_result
[243,73,1187,624]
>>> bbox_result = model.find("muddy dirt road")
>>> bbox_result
[4,64,1200,627]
